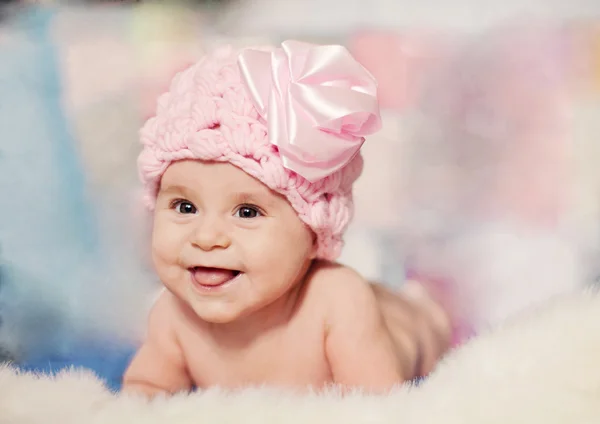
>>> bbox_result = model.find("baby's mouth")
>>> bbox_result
[189,266,241,288]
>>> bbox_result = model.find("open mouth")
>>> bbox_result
[189,266,242,290]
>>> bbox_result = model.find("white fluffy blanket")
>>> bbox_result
[2,289,600,424]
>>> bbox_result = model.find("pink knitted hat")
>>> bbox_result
[138,40,382,260]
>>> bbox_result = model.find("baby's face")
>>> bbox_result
[152,160,316,323]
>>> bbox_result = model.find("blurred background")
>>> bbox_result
[1,0,600,389]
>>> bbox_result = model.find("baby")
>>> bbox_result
[123,41,450,396]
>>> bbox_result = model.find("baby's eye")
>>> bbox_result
[172,200,197,215]
[235,205,261,219]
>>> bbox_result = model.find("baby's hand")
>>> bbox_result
[372,281,452,380]
[122,378,173,398]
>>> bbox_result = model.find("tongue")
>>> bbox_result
[192,267,236,286]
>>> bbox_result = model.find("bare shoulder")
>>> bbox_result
[306,261,377,320]
[147,290,181,338]
[308,260,372,294]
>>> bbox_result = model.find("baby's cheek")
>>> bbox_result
[151,234,181,279]
[151,249,171,281]
[153,222,183,254]
[239,223,311,277]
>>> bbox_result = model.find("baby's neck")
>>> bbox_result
[206,278,306,349]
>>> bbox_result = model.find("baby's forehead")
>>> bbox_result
[160,160,284,203]
[162,160,260,185]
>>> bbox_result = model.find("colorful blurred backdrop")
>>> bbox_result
[1,0,600,389]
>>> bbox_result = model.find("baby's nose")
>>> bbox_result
[191,216,231,251]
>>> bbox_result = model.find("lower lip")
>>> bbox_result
[190,271,243,293]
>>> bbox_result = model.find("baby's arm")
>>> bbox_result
[122,293,193,397]
[322,266,402,393]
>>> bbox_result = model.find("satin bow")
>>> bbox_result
[238,40,382,182]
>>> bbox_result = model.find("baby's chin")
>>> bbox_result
[184,295,251,325]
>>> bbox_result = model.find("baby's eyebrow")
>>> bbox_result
[158,184,193,197]
[232,190,276,206]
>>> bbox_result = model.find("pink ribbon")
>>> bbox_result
[238,40,382,182]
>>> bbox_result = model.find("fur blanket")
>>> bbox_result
[2,289,600,424]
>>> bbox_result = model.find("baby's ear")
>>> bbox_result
[309,233,319,259]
